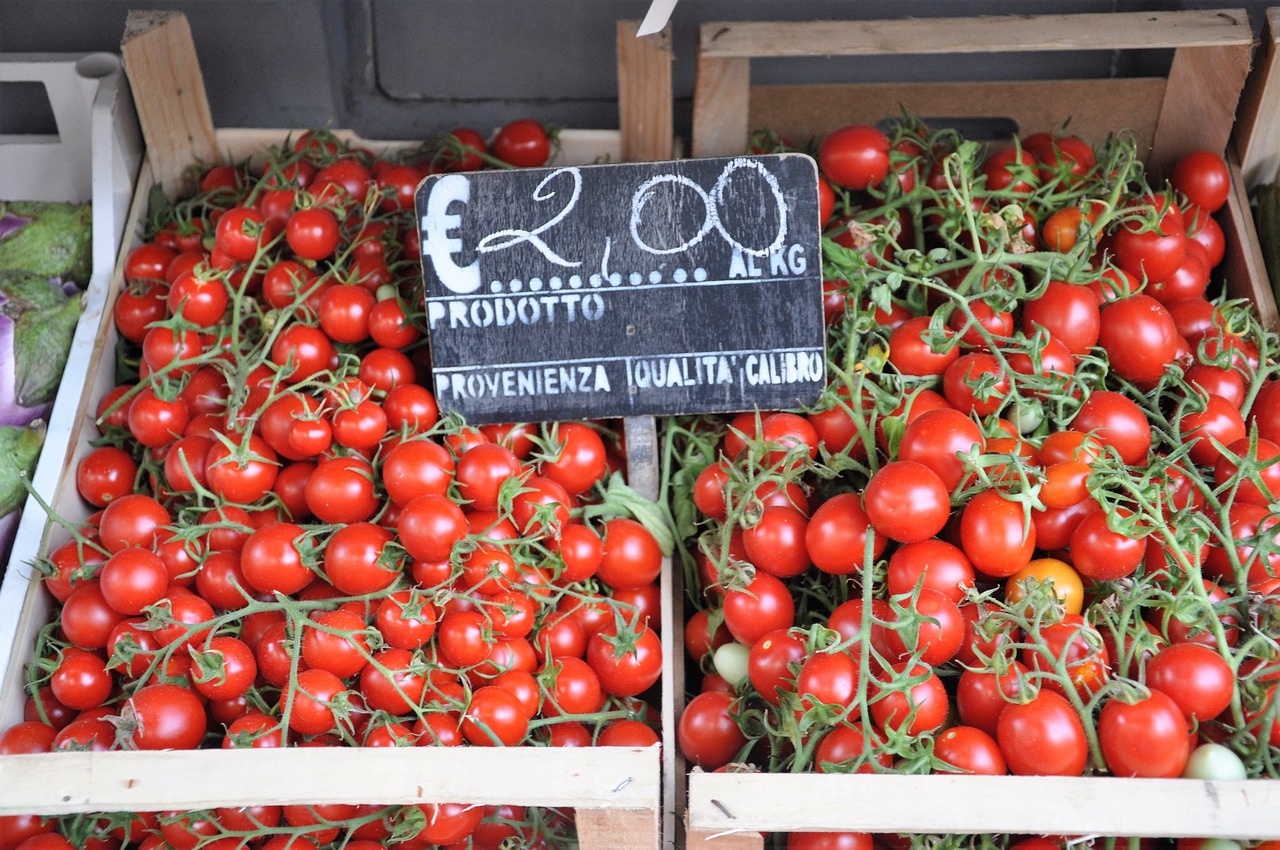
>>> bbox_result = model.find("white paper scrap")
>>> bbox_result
[637,0,678,36]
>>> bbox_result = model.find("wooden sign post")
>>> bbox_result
[416,155,824,850]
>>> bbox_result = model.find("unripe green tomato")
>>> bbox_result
[1197,840,1243,850]
[713,642,751,689]
[1182,743,1247,781]
[1009,398,1044,434]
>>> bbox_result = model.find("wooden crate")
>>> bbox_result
[0,13,674,850]
[684,9,1280,847]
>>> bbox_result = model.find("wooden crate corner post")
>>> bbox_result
[120,9,218,198]
[617,20,674,162]
[1234,6,1280,189]
[1149,8,1252,176]
[691,25,749,159]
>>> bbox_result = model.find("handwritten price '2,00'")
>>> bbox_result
[420,158,791,296]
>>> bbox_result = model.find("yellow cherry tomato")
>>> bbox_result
[1005,557,1084,616]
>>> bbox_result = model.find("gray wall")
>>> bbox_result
[0,0,1272,141]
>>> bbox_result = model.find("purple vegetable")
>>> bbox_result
[0,212,30,242]
[0,271,82,426]
[0,314,46,426]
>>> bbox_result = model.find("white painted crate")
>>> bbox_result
[0,51,143,645]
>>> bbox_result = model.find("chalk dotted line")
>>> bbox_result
[487,267,710,294]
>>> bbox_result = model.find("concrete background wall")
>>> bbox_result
[0,0,1271,142]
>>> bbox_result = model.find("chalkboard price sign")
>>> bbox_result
[415,154,826,424]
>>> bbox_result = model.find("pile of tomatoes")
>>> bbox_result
[0,121,666,850]
[672,119,1280,847]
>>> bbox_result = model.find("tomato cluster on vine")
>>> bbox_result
[0,122,656,850]
[673,116,1280,816]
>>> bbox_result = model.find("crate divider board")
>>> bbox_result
[687,773,1280,840]
[0,11,667,850]
[0,747,657,816]
[682,9,1280,847]
[616,20,674,163]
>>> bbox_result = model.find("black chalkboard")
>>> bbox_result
[415,154,826,424]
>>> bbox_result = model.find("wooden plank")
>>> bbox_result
[687,773,1280,839]
[685,810,764,850]
[1149,42,1252,177]
[1223,144,1278,328]
[1235,7,1280,188]
[697,10,1252,59]
[749,78,1166,153]
[576,805,662,850]
[120,10,217,198]
[621,416,676,850]
[663,547,684,850]
[691,55,749,158]
[612,44,676,837]
[623,419,661,502]
[0,746,660,816]
[616,20,674,163]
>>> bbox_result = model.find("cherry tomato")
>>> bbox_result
[997,689,1088,776]
[1171,151,1231,213]
[934,725,1008,775]
[121,683,207,749]
[1099,689,1191,777]
[959,490,1036,578]
[491,119,552,168]
[819,125,891,191]
[864,461,950,544]
[870,661,949,735]
[806,492,885,575]
[722,573,796,646]
[1098,295,1179,384]
[678,690,746,770]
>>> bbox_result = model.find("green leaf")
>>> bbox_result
[584,473,676,555]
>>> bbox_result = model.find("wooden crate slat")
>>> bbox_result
[1150,41,1252,175]
[687,773,1280,839]
[1223,145,1278,328]
[616,20,674,162]
[697,9,1252,59]
[0,746,660,816]
[576,806,662,850]
[1235,7,1280,188]
[691,55,750,158]
[120,10,218,198]
[685,811,764,850]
